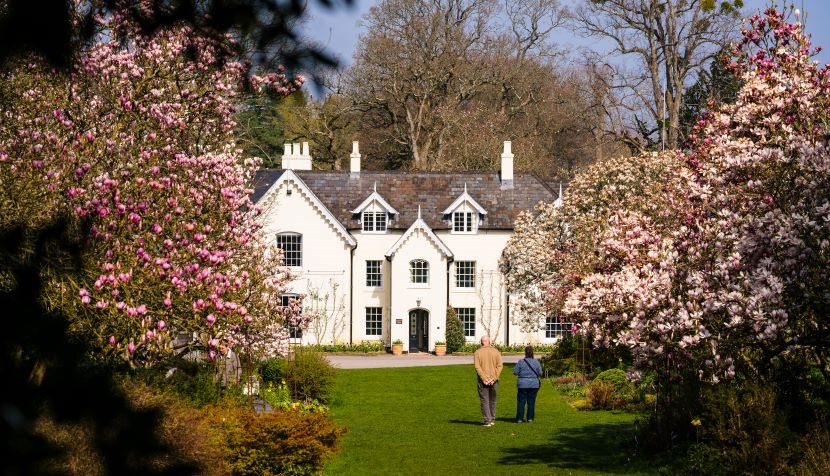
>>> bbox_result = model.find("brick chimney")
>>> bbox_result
[281,141,312,170]
[500,140,514,189]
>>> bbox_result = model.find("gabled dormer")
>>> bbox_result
[351,182,399,233]
[442,184,487,234]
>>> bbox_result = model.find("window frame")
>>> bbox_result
[455,261,476,288]
[452,211,475,233]
[545,317,572,339]
[409,259,429,285]
[276,233,303,267]
[455,307,476,338]
[361,210,388,233]
[365,307,383,336]
[281,294,303,339]
[366,260,383,287]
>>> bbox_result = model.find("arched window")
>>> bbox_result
[276,233,302,267]
[409,259,429,284]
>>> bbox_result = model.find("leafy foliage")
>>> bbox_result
[283,347,336,404]
[444,307,465,354]
[213,407,345,476]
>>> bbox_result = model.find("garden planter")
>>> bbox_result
[434,344,446,356]
[391,343,404,355]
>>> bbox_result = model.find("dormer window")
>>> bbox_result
[352,183,398,234]
[443,184,487,235]
[453,211,475,233]
[362,211,387,232]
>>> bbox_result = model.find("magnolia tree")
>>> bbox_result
[0,13,308,364]
[501,152,692,331]
[504,7,830,384]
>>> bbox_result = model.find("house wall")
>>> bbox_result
[257,177,353,345]
[387,228,449,353]
[351,231,399,344]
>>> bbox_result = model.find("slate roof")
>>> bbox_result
[251,169,558,231]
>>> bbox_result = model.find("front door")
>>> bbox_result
[408,309,429,352]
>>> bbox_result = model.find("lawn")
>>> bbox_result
[325,364,668,476]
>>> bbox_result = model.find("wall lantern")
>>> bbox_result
[416,298,421,307]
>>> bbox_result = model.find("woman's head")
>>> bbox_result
[524,345,534,359]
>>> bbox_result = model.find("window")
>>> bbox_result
[276,233,302,267]
[281,294,302,339]
[455,308,476,337]
[366,260,382,287]
[362,211,387,232]
[453,211,474,233]
[455,261,476,288]
[409,259,429,284]
[545,317,573,338]
[366,307,382,336]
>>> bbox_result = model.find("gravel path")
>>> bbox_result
[325,353,522,369]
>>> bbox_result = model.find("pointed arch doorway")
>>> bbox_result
[408,309,429,352]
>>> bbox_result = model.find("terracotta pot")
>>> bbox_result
[391,343,404,355]
[434,344,446,356]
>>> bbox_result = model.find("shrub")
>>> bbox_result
[211,406,345,476]
[33,380,225,475]
[445,307,465,354]
[305,341,385,353]
[796,419,830,476]
[586,381,616,409]
[260,357,286,386]
[571,398,592,411]
[671,383,795,476]
[593,368,628,388]
[284,347,336,403]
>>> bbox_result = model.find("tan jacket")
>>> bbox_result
[474,346,503,383]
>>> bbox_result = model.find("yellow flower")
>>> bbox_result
[691,418,702,427]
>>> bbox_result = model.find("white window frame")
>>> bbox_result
[366,260,382,287]
[409,259,429,285]
[455,307,476,337]
[455,261,476,288]
[362,211,387,233]
[545,317,573,339]
[365,307,383,336]
[276,233,302,267]
[281,294,303,339]
[452,211,475,233]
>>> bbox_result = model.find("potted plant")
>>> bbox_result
[434,341,447,356]
[391,339,404,356]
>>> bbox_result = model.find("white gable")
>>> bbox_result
[441,184,487,216]
[351,183,399,216]
[258,169,356,248]
[385,216,452,259]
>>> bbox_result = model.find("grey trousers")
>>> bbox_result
[477,379,498,423]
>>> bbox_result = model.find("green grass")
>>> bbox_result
[325,364,669,475]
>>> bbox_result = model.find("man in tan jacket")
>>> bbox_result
[474,335,503,426]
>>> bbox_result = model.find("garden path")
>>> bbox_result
[326,353,522,369]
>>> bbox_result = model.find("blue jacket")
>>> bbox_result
[513,358,543,389]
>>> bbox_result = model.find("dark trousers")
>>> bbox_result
[477,379,498,423]
[516,387,539,421]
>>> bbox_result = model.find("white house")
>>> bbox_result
[252,140,564,353]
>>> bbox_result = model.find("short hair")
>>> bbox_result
[524,346,534,359]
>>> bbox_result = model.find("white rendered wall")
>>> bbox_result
[257,178,353,345]
[387,229,449,353]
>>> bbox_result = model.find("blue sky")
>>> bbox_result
[303,0,830,68]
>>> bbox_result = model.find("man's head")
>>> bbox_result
[480,335,491,347]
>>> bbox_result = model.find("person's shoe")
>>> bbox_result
[527,419,533,423]
[516,420,522,423]
[485,421,495,427]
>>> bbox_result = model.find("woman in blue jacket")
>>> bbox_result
[513,345,543,422]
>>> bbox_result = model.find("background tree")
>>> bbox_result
[574,0,743,151]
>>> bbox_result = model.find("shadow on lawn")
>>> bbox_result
[449,419,484,426]
[498,422,656,473]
